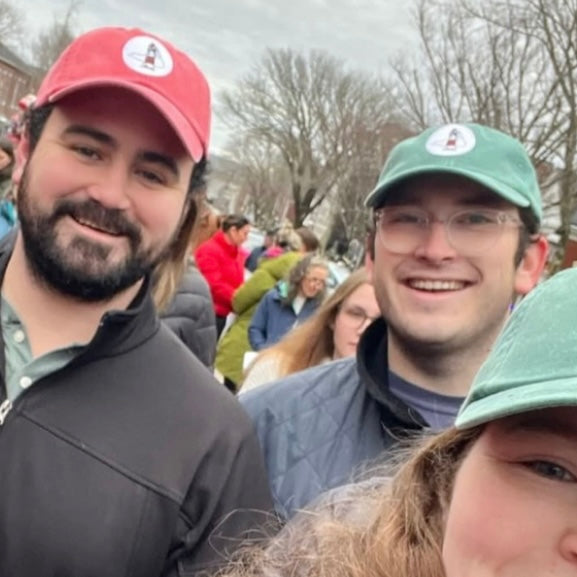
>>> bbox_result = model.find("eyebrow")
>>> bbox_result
[63,125,115,146]
[62,125,180,178]
[138,151,179,179]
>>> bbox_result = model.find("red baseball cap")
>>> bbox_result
[35,27,210,161]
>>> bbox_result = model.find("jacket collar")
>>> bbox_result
[213,230,239,258]
[356,318,426,430]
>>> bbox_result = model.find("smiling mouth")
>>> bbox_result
[407,279,468,292]
[72,216,122,237]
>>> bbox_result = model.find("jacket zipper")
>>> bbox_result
[0,398,11,425]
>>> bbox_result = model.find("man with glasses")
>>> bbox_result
[241,123,549,519]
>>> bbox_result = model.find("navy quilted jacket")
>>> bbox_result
[240,319,427,519]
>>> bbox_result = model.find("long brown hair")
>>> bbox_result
[244,268,373,380]
[216,426,481,577]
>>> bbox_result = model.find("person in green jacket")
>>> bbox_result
[216,226,319,391]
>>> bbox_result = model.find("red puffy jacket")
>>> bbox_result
[195,230,246,316]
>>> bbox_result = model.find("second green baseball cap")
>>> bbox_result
[364,123,542,223]
[456,268,577,429]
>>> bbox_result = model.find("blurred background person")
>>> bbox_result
[192,202,221,248]
[242,267,379,392]
[248,254,329,351]
[195,213,251,336]
[0,136,16,238]
[153,190,217,368]
[215,226,319,392]
[245,228,277,273]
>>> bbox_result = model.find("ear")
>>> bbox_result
[364,242,375,283]
[11,134,31,187]
[514,235,549,295]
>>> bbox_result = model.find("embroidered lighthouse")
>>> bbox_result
[445,128,459,150]
[143,43,161,70]
[122,36,174,77]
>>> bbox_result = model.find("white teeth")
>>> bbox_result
[409,280,466,291]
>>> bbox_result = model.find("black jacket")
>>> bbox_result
[241,318,425,519]
[0,243,274,576]
[161,262,217,368]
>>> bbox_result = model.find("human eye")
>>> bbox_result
[385,208,425,225]
[70,144,101,161]
[455,210,498,226]
[136,167,167,186]
[522,459,577,483]
[345,307,365,320]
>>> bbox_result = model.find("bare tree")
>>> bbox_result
[219,48,393,227]
[391,0,577,267]
[333,120,414,249]
[0,0,24,48]
[222,136,290,229]
[30,1,80,83]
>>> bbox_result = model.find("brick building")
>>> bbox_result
[0,42,35,125]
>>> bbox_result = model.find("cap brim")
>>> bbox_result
[364,166,531,211]
[456,378,577,429]
[41,79,205,162]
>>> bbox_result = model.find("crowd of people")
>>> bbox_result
[1,21,573,577]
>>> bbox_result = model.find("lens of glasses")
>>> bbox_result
[376,207,515,256]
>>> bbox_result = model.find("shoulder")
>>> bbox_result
[152,326,253,434]
[241,354,283,392]
[241,357,360,421]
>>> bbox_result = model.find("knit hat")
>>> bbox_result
[365,123,542,223]
[35,27,210,161]
[456,268,577,428]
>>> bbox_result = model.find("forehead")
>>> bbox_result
[385,173,518,210]
[342,282,373,304]
[491,407,577,439]
[306,266,328,277]
[44,87,191,162]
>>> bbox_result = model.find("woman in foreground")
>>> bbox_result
[218,266,577,577]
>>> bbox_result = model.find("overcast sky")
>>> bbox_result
[20,0,417,151]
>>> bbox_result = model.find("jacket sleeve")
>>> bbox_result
[165,417,276,576]
[195,247,236,310]
[248,295,270,351]
[232,268,272,315]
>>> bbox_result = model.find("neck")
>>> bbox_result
[387,332,499,397]
[2,234,141,358]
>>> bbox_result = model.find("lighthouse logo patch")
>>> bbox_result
[122,36,174,77]
[425,124,476,156]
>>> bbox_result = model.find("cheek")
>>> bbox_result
[443,459,540,575]
[133,195,186,241]
[332,318,348,357]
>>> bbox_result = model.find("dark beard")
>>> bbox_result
[17,172,167,302]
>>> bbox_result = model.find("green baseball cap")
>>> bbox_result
[364,123,542,223]
[456,268,577,429]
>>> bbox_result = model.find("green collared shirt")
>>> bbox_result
[1,297,85,402]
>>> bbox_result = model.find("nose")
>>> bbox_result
[413,221,458,262]
[559,529,577,565]
[85,164,131,211]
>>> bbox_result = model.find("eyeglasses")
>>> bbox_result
[374,206,523,256]
[340,306,380,329]
[304,276,326,287]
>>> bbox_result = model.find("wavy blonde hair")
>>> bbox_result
[152,198,219,313]
[244,268,373,380]
[216,426,481,577]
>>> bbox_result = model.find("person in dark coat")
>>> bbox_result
[160,259,217,367]
[245,228,276,273]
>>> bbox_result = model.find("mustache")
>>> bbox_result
[52,199,141,243]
